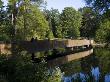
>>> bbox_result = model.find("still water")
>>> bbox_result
[57,48,110,82]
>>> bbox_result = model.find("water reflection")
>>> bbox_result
[62,67,110,82]
[62,72,89,82]
[91,67,100,81]
[48,49,93,68]
[60,48,110,82]
[105,74,110,82]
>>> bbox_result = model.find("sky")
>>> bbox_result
[2,0,86,12]
[46,0,86,12]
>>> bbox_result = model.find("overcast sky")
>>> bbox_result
[2,0,86,12]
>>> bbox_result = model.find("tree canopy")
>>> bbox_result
[84,0,110,12]
[43,8,61,38]
[16,4,50,40]
[96,19,110,42]
[0,0,3,7]
[60,7,82,38]
[79,7,100,38]
[0,0,50,40]
[84,0,110,43]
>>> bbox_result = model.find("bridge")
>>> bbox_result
[0,39,93,54]
[0,39,93,64]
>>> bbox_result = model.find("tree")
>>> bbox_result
[0,54,62,82]
[84,0,110,43]
[17,4,49,40]
[45,67,62,82]
[0,0,12,41]
[0,0,3,8]
[7,0,50,40]
[31,0,47,8]
[79,7,100,38]
[95,19,110,43]
[103,9,110,20]
[60,7,82,38]
[0,11,12,41]
[84,0,110,12]
[43,8,61,38]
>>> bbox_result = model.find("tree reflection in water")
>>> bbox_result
[62,67,110,82]
[61,48,110,82]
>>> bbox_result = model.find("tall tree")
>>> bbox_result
[60,7,82,38]
[7,0,50,40]
[84,0,110,43]
[95,19,110,43]
[79,7,100,38]
[17,0,50,40]
[44,8,61,38]
[0,0,12,41]
[9,0,17,40]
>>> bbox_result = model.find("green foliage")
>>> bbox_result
[103,9,110,20]
[6,0,51,40]
[60,60,81,76]
[43,8,61,38]
[95,19,110,42]
[60,7,82,38]
[17,4,49,40]
[84,0,110,42]
[0,0,52,41]
[94,48,110,75]
[84,0,110,12]
[0,0,3,8]
[45,67,62,82]
[0,34,10,41]
[31,0,47,8]
[0,4,12,41]
[79,7,100,38]
[0,53,62,82]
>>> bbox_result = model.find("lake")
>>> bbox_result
[56,48,110,82]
